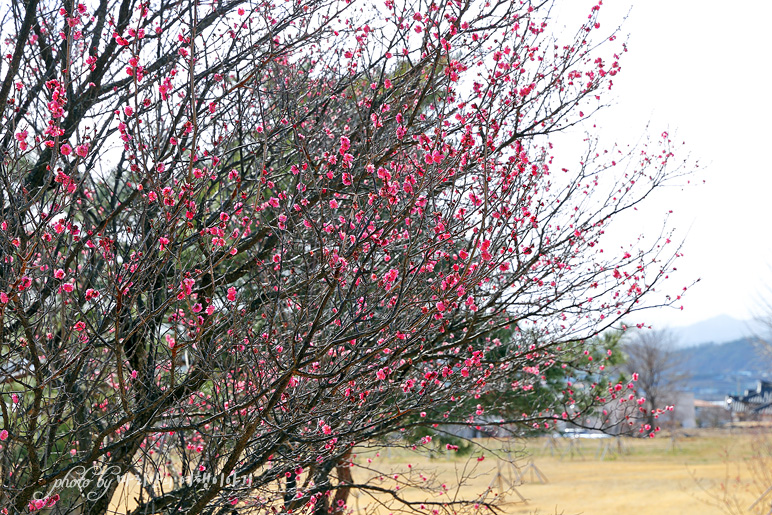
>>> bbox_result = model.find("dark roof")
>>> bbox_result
[0,359,32,383]
[726,381,772,414]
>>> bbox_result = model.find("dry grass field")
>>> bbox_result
[107,429,772,515]
[345,430,772,515]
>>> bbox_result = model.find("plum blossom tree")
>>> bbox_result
[0,0,690,513]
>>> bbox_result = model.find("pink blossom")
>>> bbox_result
[54,269,65,279]
[227,287,237,302]
[179,278,194,297]
[75,144,88,157]
[60,143,72,155]
[62,283,74,293]
[18,277,32,291]
[339,136,351,154]
[0,429,7,441]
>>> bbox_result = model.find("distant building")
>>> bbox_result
[0,357,33,384]
[671,392,696,429]
[694,399,731,427]
[725,380,772,422]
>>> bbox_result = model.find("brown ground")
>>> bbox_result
[107,429,771,515]
[347,430,769,515]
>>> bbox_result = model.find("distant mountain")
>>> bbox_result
[669,315,765,347]
[620,315,772,401]
[675,337,772,401]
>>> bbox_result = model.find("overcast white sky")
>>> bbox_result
[552,0,772,328]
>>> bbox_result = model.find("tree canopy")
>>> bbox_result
[0,0,690,513]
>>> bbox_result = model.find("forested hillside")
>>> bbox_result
[676,338,771,400]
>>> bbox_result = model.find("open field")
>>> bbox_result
[346,429,771,515]
[105,429,771,514]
